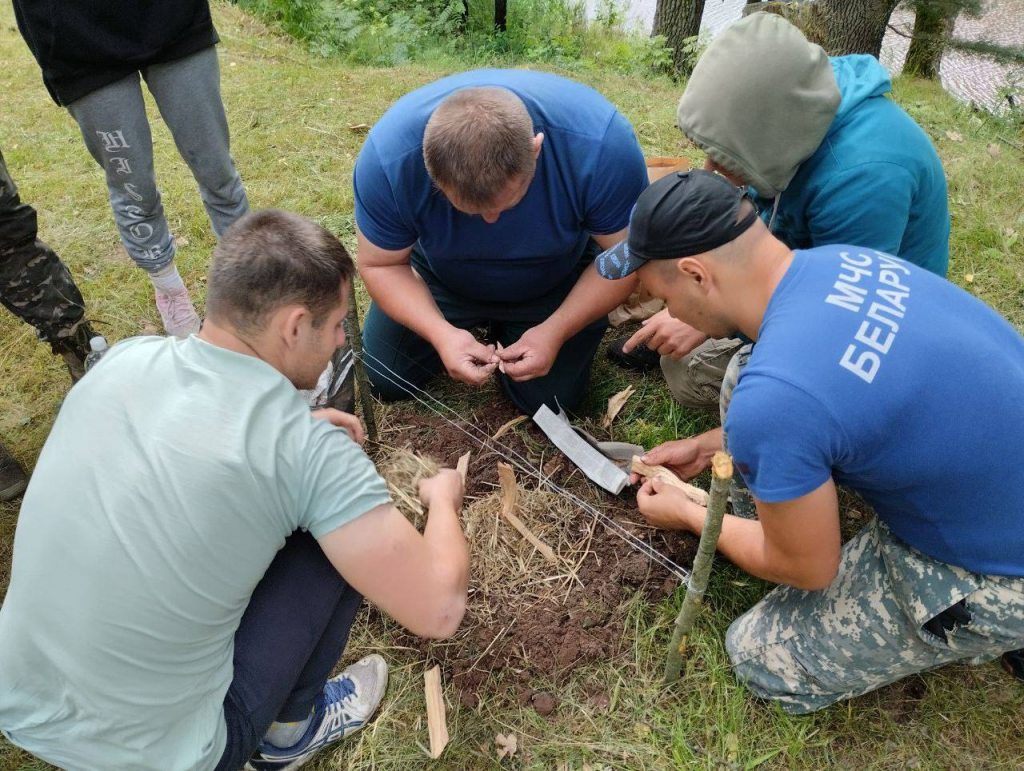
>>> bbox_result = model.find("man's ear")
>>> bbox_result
[532,132,544,159]
[279,305,309,350]
[677,257,711,291]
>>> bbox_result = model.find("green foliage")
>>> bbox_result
[230,0,673,75]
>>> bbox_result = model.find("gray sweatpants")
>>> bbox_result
[67,46,249,273]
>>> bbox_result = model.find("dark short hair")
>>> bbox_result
[423,86,535,209]
[206,209,354,334]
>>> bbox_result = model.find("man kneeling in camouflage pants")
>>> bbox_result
[598,169,1024,713]
[1,148,97,501]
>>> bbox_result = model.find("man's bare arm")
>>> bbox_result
[357,227,497,385]
[318,470,470,638]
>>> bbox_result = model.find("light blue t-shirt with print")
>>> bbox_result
[0,336,391,770]
[725,246,1024,578]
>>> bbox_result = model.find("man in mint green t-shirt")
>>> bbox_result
[0,209,470,770]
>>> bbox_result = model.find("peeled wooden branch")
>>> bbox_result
[424,665,449,759]
[631,456,709,507]
[456,451,471,486]
[497,462,557,562]
[664,451,733,684]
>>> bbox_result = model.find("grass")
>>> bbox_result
[2,2,1024,769]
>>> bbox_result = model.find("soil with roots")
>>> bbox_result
[375,397,700,713]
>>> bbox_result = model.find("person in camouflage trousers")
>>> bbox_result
[604,170,1024,713]
[1,147,97,501]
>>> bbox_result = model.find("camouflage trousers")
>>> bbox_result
[0,148,90,354]
[718,344,1024,713]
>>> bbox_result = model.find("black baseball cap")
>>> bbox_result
[596,169,758,281]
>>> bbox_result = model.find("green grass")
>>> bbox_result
[2,3,1024,770]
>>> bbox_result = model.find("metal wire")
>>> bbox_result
[357,347,691,581]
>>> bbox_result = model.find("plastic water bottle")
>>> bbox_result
[84,336,109,372]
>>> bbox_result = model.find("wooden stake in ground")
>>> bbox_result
[497,462,557,562]
[663,451,733,684]
[346,279,378,443]
[424,665,449,759]
[631,456,709,507]
[456,451,471,485]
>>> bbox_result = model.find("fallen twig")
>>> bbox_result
[497,463,557,562]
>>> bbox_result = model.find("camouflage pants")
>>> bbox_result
[726,517,1024,714]
[718,344,1024,712]
[660,336,744,411]
[0,148,89,350]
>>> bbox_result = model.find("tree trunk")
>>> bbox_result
[819,0,899,57]
[747,0,898,58]
[653,0,707,75]
[903,3,957,79]
[494,0,507,32]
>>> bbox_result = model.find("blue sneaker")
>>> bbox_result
[246,654,389,770]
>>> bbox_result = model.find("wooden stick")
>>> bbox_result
[497,462,557,562]
[424,665,449,759]
[664,451,732,683]
[456,451,471,485]
[495,341,507,374]
[631,457,709,506]
[346,279,378,443]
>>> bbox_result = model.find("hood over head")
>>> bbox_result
[676,13,841,198]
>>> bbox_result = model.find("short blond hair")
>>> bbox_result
[423,87,535,208]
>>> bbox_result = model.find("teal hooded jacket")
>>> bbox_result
[677,14,950,277]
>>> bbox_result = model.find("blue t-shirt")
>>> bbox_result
[726,246,1024,577]
[353,69,648,303]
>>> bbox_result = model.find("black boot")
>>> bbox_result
[606,336,661,371]
[0,441,29,502]
[1002,650,1024,682]
[49,320,97,384]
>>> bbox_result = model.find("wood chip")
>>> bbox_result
[495,341,507,374]
[492,415,528,440]
[424,665,449,759]
[456,451,471,485]
[495,732,518,759]
[988,142,1001,160]
[497,463,556,562]
[630,456,709,506]
[348,123,372,133]
[601,385,636,429]
[945,130,964,142]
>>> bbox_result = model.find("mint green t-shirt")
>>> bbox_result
[0,336,391,770]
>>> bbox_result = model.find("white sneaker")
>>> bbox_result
[245,654,389,771]
[155,286,201,338]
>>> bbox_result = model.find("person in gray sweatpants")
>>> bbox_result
[13,0,249,337]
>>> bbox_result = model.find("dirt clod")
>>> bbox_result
[530,691,558,716]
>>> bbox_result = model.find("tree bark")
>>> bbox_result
[494,0,507,32]
[746,0,898,58]
[903,3,958,79]
[653,0,707,75]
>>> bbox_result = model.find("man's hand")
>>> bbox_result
[633,430,722,483]
[311,408,365,444]
[624,309,708,361]
[435,328,499,387]
[636,477,705,531]
[418,468,465,512]
[497,325,563,382]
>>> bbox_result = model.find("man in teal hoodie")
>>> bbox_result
[612,12,951,413]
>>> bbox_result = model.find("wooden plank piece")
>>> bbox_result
[456,451,471,486]
[631,456,710,507]
[497,462,557,562]
[424,665,449,759]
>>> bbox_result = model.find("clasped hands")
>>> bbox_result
[434,324,563,386]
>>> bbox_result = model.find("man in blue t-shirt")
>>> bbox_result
[353,69,648,414]
[598,170,1024,714]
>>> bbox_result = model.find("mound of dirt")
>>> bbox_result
[376,398,699,708]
